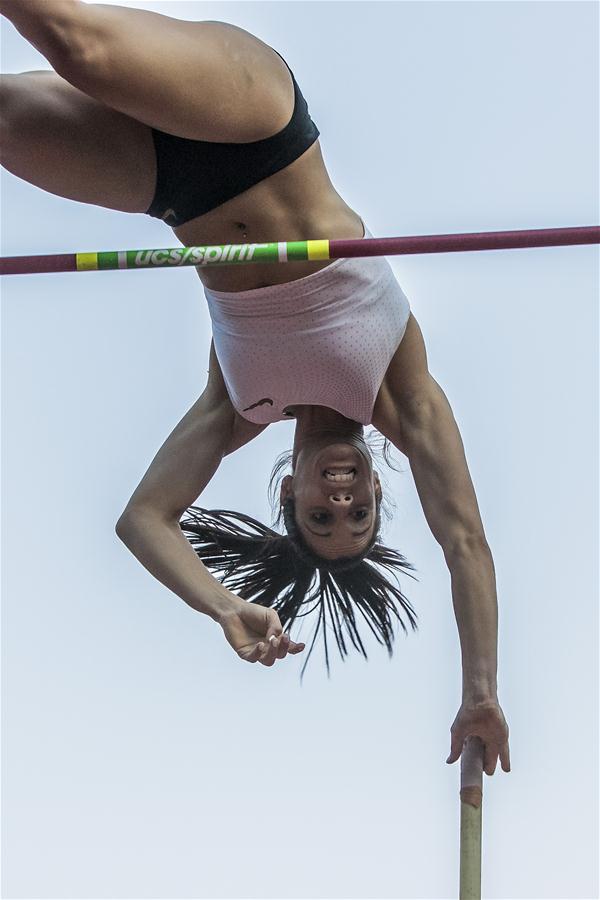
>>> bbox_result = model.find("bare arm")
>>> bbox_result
[394,375,499,701]
[113,335,302,655]
[115,393,239,622]
[116,337,265,616]
[115,386,304,665]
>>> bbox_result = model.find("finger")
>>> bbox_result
[265,620,282,643]
[259,636,279,667]
[247,643,264,664]
[275,633,290,659]
[484,749,498,777]
[268,633,282,659]
[500,744,511,773]
[446,734,465,764]
[268,634,302,663]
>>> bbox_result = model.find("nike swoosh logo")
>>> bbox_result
[243,398,274,411]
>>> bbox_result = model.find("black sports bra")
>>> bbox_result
[146,50,321,227]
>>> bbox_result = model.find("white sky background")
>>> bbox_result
[1,2,598,898]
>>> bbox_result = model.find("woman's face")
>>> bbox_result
[280,436,382,559]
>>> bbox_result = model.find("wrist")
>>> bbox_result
[209,589,244,625]
[462,675,497,703]
[462,686,498,703]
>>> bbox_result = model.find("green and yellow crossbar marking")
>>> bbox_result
[74,239,331,272]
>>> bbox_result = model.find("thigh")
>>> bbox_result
[1,70,156,213]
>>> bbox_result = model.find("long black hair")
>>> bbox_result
[179,432,419,680]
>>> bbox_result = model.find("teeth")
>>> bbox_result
[325,469,355,482]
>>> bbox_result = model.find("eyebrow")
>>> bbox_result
[306,524,371,539]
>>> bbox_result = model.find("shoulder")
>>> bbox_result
[378,313,430,407]
[371,313,431,452]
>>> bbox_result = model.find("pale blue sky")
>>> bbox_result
[1,2,598,898]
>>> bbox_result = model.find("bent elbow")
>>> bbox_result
[115,512,137,543]
[444,531,492,563]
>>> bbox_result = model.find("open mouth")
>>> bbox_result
[322,467,356,482]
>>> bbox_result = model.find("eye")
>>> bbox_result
[311,513,328,524]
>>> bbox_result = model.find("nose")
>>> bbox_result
[328,487,353,506]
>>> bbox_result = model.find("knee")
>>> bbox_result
[17,6,105,82]
[44,28,103,84]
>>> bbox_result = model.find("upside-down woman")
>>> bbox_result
[1,2,510,773]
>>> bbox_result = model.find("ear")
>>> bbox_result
[374,472,382,502]
[280,474,293,505]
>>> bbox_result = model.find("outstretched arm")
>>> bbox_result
[397,377,511,773]
[390,373,499,702]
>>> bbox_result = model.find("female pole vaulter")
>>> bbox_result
[1,2,510,776]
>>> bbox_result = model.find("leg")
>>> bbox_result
[1,2,291,141]
[0,70,155,213]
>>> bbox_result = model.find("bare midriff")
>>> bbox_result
[170,139,366,293]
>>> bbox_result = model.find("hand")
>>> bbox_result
[446,697,511,775]
[218,599,305,667]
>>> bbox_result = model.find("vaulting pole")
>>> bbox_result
[1,225,598,276]
[460,736,484,899]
